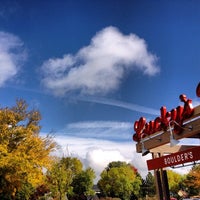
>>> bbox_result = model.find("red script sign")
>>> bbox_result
[133,94,194,142]
[147,146,200,170]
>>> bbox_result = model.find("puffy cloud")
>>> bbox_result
[48,123,150,183]
[51,120,150,180]
[41,26,159,96]
[82,144,151,183]
[46,119,193,182]
[0,31,26,86]
[51,133,191,183]
[85,148,131,183]
[86,148,127,170]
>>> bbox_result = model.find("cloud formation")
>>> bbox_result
[61,120,133,141]
[78,96,160,115]
[0,31,26,87]
[44,119,194,182]
[41,26,159,96]
[53,134,150,183]
[47,120,151,182]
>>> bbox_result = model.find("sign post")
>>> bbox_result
[132,82,200,200]
[147,146,200,170]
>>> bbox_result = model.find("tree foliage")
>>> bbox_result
[0,99,56,199]
[46,160,71,200]
[46,157,96,200]
[71,167,96,196]
[184,164,200,196]
[167,170,184,195]
[98,161,141,200]
[141,172,156,197]
[60,157,83,176]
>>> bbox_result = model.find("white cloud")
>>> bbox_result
[61,120,133,141]
[42,120,152,182]
[86,148,127,171]
[53,134,194,183]
[67,120,131,129]
[41,26,159,96]
[85,148,130,183]
[0,31,26,86]
[43,119,193,183]
[52,135,150,183]
[78,96,160,115]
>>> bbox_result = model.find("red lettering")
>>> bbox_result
[188,152,193,159]
[180,154,184,161]
[164,158,167,165]
[170,108,177,121]
[173,106,184,134]
[143,122,150,136]
[160,106,171,131]
[180,94,194,119]
[133,117,146,141]
[154,117,161,133]
[149,120,155,135]
[133,93,194,141]
[132,133,139,142]
[184,153,188,160]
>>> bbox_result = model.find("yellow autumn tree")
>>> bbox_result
[184,164,200,196]
[0,99,57,199]
[167,170,184,196]
[188,165,200,186]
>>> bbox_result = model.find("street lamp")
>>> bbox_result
[168,121,179,147]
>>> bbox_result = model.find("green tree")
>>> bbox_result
[60,157,83,198]
[107,161,127,169]
[98,161,141,200]
[167,170,184,197]
[145,172,156,197]
[60,157,83,177]
[46,157,96,200]
[71,167,96,196]
[46,160,72,200]
[15,182,34,200]
[140,172,156,198]
[29,184,50,200]
[0,100,56,199]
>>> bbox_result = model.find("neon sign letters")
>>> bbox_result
[133,94,194,142]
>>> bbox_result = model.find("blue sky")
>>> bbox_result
[0,0,200,180]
